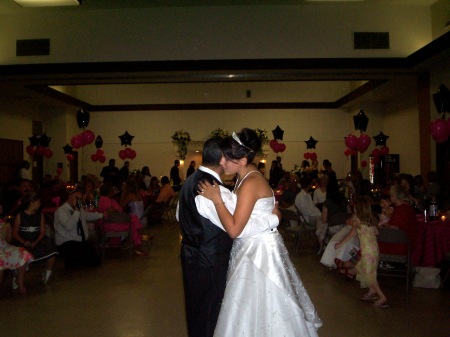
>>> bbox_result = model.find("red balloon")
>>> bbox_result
[36,146,45,156]
[310,152,317,161]
[344,148,351,157]
[66,153,74,161]
[98,155,106,164]
[71,135,83,149]
[278,143,286,153]
[56,168,63,175]
[129,149,137,159]
[124,147,133,158]
[351,148,358,156]
[270,140,279,151]
[90,154,98,162]
[357,134,371,153]
[119,149,127,160]
[82,130,95,145]
[43,148,53,159]
[371,148,380,157]
[96,149,104,157]
[430,119,449,143]
[361,160,367,168]
[26,145,36,156]
[345,134,358,149]
[304,152,310,160]
[380,146,390,155]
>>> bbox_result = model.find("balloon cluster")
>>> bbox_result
[269,140,286,153]
[371,132,390,164]
[430,84,450,143]
[344,133,371,156]
[304,136,318,161]
[304,152,317,161]
[70,130,95,149]
[118,131,137,160]
[90,135,107,163]
[26,133,53,159]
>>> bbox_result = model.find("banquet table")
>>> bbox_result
[412,218,450,267]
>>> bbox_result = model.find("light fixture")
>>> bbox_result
[14,0,80,7]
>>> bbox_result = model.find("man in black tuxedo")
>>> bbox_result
[177,137,279,337]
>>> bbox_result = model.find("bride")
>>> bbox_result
[199,128,322,337]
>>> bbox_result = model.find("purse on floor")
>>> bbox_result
[413,267,441,289]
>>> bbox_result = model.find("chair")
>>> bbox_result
[377,228,413,293]
[161,192,179,224]
[281,207,317,254]
[97,213,133,259]
[323,212,351,245]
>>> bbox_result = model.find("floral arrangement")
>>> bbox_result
[171,129,191,159]
[210,128,230,139]
[255,128,269,144]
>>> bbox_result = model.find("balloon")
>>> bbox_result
[278,143,286,153]
[66,153,74,161]
[98,156,106,164]
[345,134,358,149]
[96,149,105,157]
[29,135,39,147]
[82,130,95,145]
[95,135,103,149]
[430,118,449,143]
[432,84,450,113]
[56,168,63,175]
[36,146,45,156]
[124,147,133,158]
[305,136,318,149]
[26,145,36,156]
[38,133,51,147]
[351,148,358,156]
[371,148,380,157]
[353,110,369,132]
[43,148,53,159]
[361,160,367,168]
[272,125,284,140]
[373,132,389,146]
[380,146,390,155]
[119,149,127,160]
[119,131,134,146]
[76,108,90,128]
[129,149,137,159]
[310,152,317,161]
[344,148,352,157]
[91,154,98,162]
[304,152,311,160]
[71,135,83,149]
[270,139,279,152]
[63,144,73,154]
[357,134,371,153]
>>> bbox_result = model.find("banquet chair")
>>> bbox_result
[377,228,412,293]
[161,192,179,224]
[281,208,317,254]
[323,212,351,246]
[97,213,133,259]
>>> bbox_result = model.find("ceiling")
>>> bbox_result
[0,0,446,113]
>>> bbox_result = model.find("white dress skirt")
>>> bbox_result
[214,197,322,337]
[320,225,360,269]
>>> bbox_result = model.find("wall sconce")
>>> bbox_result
[15,0,80,7]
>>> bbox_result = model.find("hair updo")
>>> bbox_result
[222,128,260,164]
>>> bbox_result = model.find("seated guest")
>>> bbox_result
[295,175,322,226]
[120,179,146,227]
[148,176,175,225]
[141,166,152,190]
[98,183,146,255]
[313,174,328,210]
[0,218,33,294]
[54,191,103,268]
[377,195,393,228]
[9,179,35,216]
[320,213,359,271]
[81,177,96,207]
[13,195,58,284]
[148,176,161,195]
[378,185,418,255]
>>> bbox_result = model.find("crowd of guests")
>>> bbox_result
[0,161,178,296]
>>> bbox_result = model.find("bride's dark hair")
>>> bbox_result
[222,128,260,164]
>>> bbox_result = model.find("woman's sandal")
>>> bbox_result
[360,293,378,301]
[373,300,389,309]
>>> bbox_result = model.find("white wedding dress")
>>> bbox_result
[214,195,323,337]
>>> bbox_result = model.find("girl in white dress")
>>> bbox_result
[199,128,322,337]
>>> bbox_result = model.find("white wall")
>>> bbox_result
[0,4,432,65]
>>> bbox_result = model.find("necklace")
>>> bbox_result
[233,170,260,192]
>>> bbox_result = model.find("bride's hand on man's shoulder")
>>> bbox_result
[198,180,220,200]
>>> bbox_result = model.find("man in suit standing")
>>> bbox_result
[177,137,280,337]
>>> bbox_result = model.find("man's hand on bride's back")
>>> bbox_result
[272,202,281,222]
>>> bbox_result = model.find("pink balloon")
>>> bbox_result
[357,134,371,153]
[345,134,358,149]
[119,149,127,160]
[310,152,317,161]
[278,143,286,153]
[371,148,380,157]
[270,140,278,151]
[304,152,311,160]
[66,153,74,161]
[96,149,105,157]
[124,147,133,158]
[91,154,98,162]
[380,146,390,155]
[43,148,53,159]
[98,155,106,164]
[361,160,367,168]
[71,135,83,149]
[344,148,351,157]
[82,130,95,145]
[430,119,449,143]
[129,149,137,159]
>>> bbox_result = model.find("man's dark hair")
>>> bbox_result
[161,176,170,185]
[202,137,223,167]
